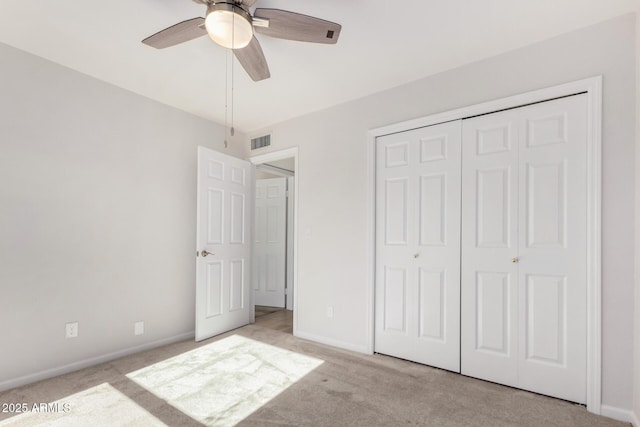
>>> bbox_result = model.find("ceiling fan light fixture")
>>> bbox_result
[205,3,253,49]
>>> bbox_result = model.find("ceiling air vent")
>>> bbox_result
[251,134,271,150]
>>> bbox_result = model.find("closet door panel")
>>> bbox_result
[461,110,520,387]
[517,94,587,404]
[375,120,462,372]
[462,94,587,404]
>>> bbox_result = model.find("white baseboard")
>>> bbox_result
[600,404,637,425]
[0,331,195,393]
[294,330,369,354]
[630,410,639,427]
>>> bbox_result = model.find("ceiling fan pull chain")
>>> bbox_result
[231,8,235,137]
[224,44,229,148]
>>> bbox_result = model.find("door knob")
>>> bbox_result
[512,257,519,263]
[413,253,420,259]
[201,250,214,257]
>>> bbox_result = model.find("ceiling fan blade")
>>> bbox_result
[142,18,207,49]
[234,36,270,81]
[253,9,341,44]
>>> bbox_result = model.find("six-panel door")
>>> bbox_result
[253,177,287,308]
[196,147,253,341]
[375,120,462,372]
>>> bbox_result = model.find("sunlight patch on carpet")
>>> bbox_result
[0,383,167,427]
[126,334,324,426]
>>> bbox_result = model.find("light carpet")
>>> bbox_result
[0,311,628,426]
[1,334,322,427]
[128,335,322,426]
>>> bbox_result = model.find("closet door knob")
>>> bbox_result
[413,253,419,259]
[512,257,519,263]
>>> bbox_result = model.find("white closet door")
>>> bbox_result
[461,94,588,403]
[516,95,587,402]
[375,120,461,372]
[460,108,520,387]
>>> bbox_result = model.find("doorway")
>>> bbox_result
[249,148,299,335]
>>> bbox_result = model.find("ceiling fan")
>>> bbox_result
[142,0,342,82]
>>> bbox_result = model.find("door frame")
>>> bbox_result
[286,176,295,310]
[366,76,603,413]
[249,147,299,334]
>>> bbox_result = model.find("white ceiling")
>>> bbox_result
[0,1,636,133]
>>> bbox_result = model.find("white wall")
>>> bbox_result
[248,14,637,411]
[0,42,246,390]
[634,8,640,426]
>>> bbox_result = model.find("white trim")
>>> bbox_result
[600,405,638,424]
[249,147,299,335]
[366,76,603,413]
[371,77,600,137]
[365,123,376,355]
[248,164,256,325]
[585,78,603,414]
[286,176,295,310]
[0,331,194,393]
[295,330,369,354]
[632,411,640,427]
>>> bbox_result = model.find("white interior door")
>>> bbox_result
[461,94,588,403]
[375,120,462,372]
[253,178,287,308]
[196,146,254,342]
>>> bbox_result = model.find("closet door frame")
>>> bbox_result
[366,76,602,414]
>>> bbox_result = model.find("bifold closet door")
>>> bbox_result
[460,94,588,403]
[375,120,461,372]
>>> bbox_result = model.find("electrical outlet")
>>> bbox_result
[134,321,144,336]
[327,306,334,318]
[65,322,78,339]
